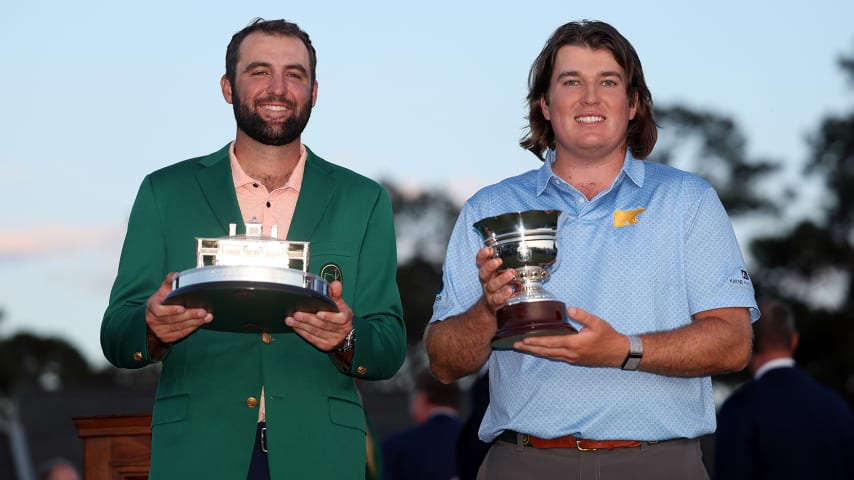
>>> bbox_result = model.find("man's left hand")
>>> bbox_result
[511,307,628,368]
[286,281,354,352]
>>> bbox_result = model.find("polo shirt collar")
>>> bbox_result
[536,149,645,196]
[228,141,307,192]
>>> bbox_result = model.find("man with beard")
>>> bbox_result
[101,18,406,479]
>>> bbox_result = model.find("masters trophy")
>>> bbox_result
[163,220,337,333]
[474,210,577,349]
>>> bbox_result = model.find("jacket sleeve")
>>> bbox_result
[336,186,406,380]
[101,175,167,368]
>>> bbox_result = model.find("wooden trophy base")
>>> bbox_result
[492,300,577,350]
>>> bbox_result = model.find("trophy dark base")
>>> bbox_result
[492,300,577,350]
[163,281,338,334]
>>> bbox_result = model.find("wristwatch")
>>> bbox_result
[336,328,356,353]
[621,334,643,370]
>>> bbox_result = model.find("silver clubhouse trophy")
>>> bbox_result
[163,220,337,333]
[474,210,576,349]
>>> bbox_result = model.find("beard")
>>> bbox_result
[232,90,312,146]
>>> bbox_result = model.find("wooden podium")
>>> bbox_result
[73,414,152,480]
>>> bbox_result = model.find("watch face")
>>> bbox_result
[622,352,642,370]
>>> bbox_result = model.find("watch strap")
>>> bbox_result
[621,334,643,370]
[336,328,356,353]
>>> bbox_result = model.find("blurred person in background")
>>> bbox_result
[455,366,491,480]
[37,458,80,480]
[714,298,854,480]
[381,372,463,480]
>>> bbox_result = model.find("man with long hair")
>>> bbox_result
[425,20,757,479]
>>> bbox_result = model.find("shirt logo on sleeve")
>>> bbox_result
[613,208,646,228]
[728,269,753,287]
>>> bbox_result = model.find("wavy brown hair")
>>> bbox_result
[520,20,657,160]
[225,18,317,87]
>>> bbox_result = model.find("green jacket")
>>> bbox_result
[101,144,406,479]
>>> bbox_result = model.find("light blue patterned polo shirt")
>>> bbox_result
[430,150,759,442]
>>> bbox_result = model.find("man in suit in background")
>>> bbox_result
[381,372,463,480]
[714,298,854,479]
[455,366,491,480]
[101,17,406,479]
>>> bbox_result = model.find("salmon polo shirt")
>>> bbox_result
[228,140,307,423]
[229,140,306,239]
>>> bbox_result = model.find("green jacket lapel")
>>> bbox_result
[288,147,335,242]
[196,144,245,235]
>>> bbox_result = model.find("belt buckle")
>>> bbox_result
[260,426,268,453]
[576,438,597,452]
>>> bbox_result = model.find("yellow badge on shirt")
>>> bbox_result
[613,208,646,228]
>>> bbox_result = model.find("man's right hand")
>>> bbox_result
[477,246,516,314]
[145,272,213,345]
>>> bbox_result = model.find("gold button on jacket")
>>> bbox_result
[246,397,258,408]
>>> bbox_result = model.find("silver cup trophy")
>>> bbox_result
[474,210,577,349]
[162,220,337,333]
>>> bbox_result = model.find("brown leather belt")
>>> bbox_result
[498,430,656,451]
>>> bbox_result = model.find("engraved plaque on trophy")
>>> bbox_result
[162,220,337,333]
[474,210,576,349]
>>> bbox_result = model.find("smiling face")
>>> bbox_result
[221,32,318,146]
[539,45,637,164]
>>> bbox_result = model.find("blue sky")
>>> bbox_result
[2,0,852,366]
